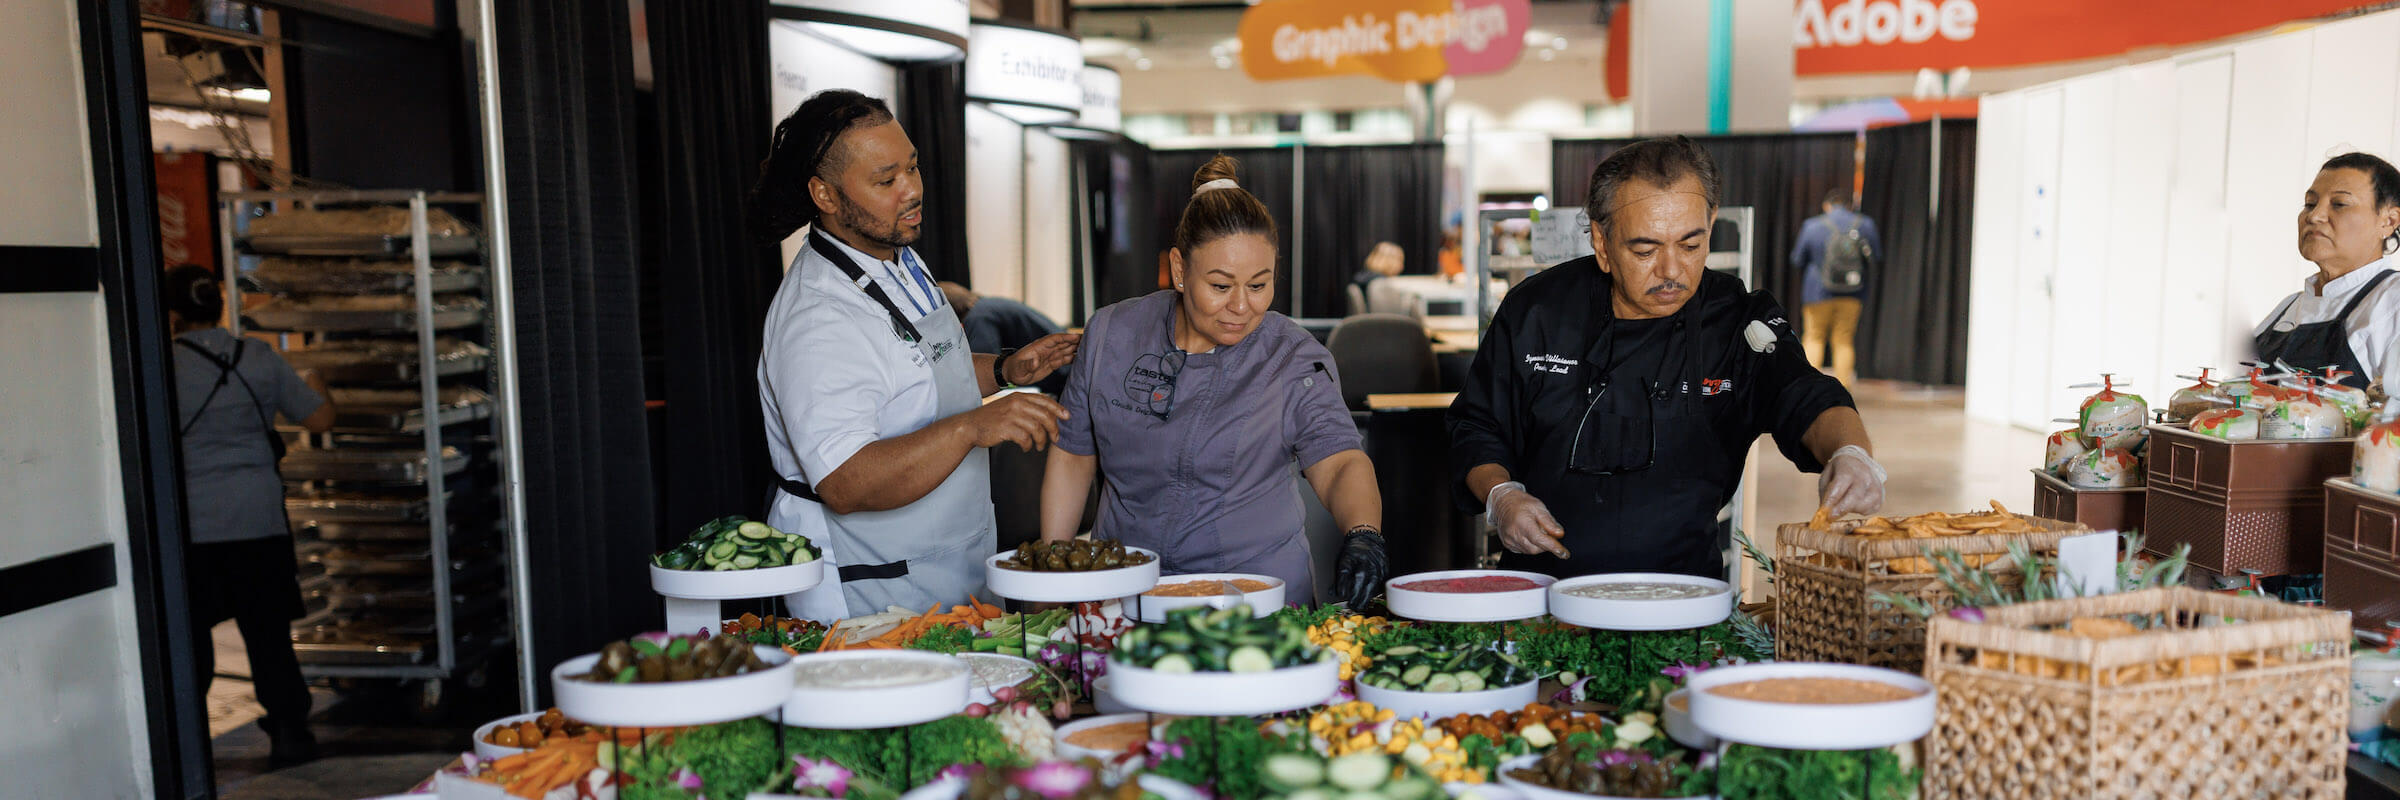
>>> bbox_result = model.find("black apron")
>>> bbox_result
[1497,276,1735,580]
[2255,269,2394,389]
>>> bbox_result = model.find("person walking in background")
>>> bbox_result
[1792,189,1880,386]
[938,281,1071,395]
[164,264,335,766]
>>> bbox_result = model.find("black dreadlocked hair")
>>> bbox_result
[747,89,896,245]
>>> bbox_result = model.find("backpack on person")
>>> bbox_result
[1819,216,1871,292]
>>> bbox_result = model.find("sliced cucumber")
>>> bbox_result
[738,521,774,539]
[1326,752,1392,791]
[1157,630,1196,650]
[1152,654,1195,673]
[1423,674,1461,693]
[1401,664,1431,686]
[1382,645,1421,658]
[713,561,738,571]
[1286,790,1334,800]
[1262,754,1327,791]
[731,554,762,569]
[1456,672,1487,692]
[706,541,739,562]
[1228,645,1273,673]
[1382,778,1435,800]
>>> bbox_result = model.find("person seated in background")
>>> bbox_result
[938,281,1070,394]
[1349,241,1405,315]
[2254,151,2400,387]
[1438,228,1464,278]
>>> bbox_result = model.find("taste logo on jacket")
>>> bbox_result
[1701,378,1735,396]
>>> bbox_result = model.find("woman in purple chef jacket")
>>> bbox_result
[1036,156,1390,608]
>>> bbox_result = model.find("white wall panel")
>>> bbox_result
[2306,13,2400,162]
[1021,129,1073,320]
[0,0,95,247]
[2010,88,2064,432]
[2159,54,2234,383]
[965,104,1025,300]
[2102,63,2176,400]
[1963,93,2023,424]
[2223,34,2318,370]
[2047,76,2117,419]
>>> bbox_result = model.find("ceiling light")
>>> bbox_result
[208,86,272,103]
[1552,37,1568,50]
[1538,49,1555,61]
[1522,29,1548,46]
[1215,56,1232,69]
[1136,58,1153,70]
[1211,44,1226,57]
[1126,46,1142,59]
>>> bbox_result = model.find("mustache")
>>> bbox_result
[1645,281,1690,296]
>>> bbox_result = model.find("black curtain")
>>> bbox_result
[899,62,971,285]
[1075,135,1160,319]
[1859,120,1977,385]
[493,0,658,695]
[1151,147,1298,315]
[642,1,778,539]
[1552,133,1856,311]
[1299,143,1443,319]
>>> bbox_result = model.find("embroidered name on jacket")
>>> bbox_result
[1525,354,1579,374]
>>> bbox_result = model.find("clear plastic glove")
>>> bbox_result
[1487,481,1571,559]
[1818,445,1888,517]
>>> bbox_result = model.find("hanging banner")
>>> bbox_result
[1794,0,2385,75]
[967,22,1084,124]
[1079,66,1122,132]
[1237,0,1531,83]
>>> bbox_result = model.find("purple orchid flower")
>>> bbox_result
[1039,643,1067,667]
[792,755,854,798]
[1948,606,1987,623]
[671,768,704,791]
[1013,761,1095,800]
[937,764,985,782]
[1660,661,1710,680]
[1140,739,1184,765]
[1551,675,1592,704]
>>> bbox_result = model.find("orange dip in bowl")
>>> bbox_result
[1144,578,1277,597]
[1064,720,1150,752]
[1704,677,1923,704]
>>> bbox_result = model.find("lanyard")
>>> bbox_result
[807,230,923,344]
[883,250,938,318]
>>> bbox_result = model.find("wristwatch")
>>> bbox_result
[992,347,1019,389]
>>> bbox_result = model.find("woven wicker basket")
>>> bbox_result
[1923,587,2351,800]
[1774,515,2086,672]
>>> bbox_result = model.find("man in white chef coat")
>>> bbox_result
[752,90,1077,621]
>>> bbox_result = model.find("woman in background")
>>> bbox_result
[166,264,335,765]
[2254,152,2400,387]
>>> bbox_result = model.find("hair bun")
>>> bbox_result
[1192,154,1241,192]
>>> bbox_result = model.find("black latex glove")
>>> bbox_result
[1335,529,1389,609]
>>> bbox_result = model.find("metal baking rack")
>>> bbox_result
[220,189,516,699]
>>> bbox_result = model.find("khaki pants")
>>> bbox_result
[1802,297,1862,386]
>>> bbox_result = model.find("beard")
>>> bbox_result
[834,189,922,250]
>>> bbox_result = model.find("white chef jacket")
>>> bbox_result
[758,229,955,615]
[2254,256,2400,388]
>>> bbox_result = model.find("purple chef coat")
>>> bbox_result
[1057,290,1363,602]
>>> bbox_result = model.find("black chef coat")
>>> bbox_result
[1446,257,1855,578]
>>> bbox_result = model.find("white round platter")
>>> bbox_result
[649,558,823,600]
[783,649,971,729]
[1684,662,1934,750]
[470,711,542,761]
[1104,656,1339,716]
[1357,677,1539,719]
[1448,781,1527,800]
[1547,572,1732,631]
[1661,689,1714,750]
[1131,573,1286,623]
[892,773,1202,800]
[1385,570,1556,622]
[1091,675,1133,715]
[984,547,1162,603]
[957,652,1042,708]
[552,644,794,727]
[1496,755,1719,800]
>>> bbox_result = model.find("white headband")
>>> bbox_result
[1194,178,1240,195]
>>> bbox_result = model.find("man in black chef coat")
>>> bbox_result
[1447,136,1886,579]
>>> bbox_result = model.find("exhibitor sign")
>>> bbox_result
[1794,0,2384,75]
[1238,0,1531,83]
